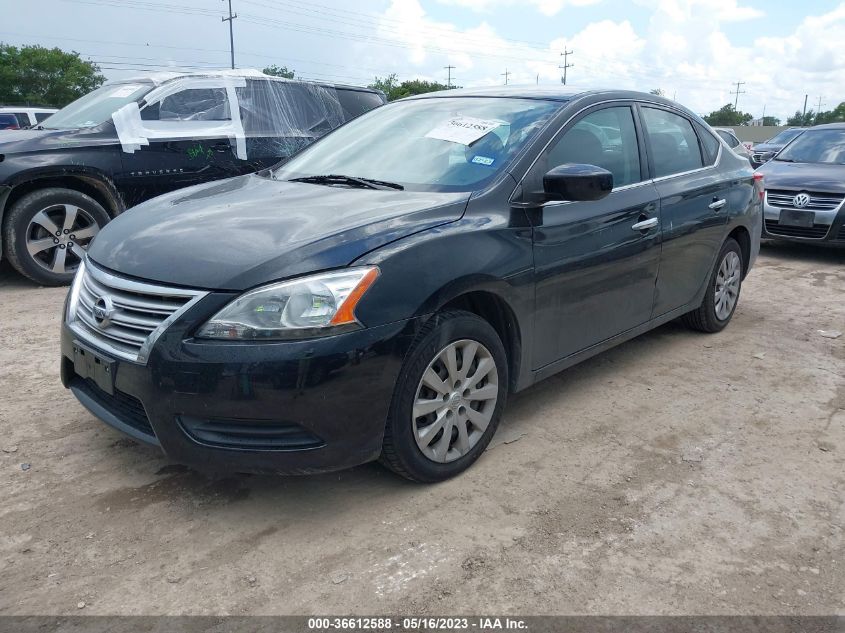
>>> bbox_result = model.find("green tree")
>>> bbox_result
[262,64,295,79]
[761,116,781,126]
[703,104,753,126]
[369,74,451,101]
[786,110,818,126]
[814,102,845,124]
[0,43,104,107]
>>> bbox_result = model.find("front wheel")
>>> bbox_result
[682,237,743,333]
[2,188,109,286]
[380,310,508,483]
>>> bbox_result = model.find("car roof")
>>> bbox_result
[806,122,845,130]
[104,68,380,94]
[0,106,57,112]
[403,85,682,105]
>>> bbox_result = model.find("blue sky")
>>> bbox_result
[2,0,843,120]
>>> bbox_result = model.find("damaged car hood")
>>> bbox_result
[87,174,469,290]
[0,127,116,154]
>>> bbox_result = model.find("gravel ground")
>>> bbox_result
[0,243,842,616]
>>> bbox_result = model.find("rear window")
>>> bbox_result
[34,112,53,123]
[717,130,740,148]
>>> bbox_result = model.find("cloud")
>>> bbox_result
[376,0,844,120]
[436,0,602,17]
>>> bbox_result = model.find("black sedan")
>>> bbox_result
[61,87,762,481]
[757,123,845,245]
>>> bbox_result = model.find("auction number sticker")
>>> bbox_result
[425,116,505,146]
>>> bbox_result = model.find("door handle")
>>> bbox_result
[212,142,231,152]
[709,198,727,211]
[631,217,658,231]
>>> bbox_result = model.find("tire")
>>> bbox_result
[682,237,743,333]
[2,188,110,286]
[380,310,509,483]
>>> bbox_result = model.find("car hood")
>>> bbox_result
[0,127,114,153]
[757,160,845,193]
[88,174,470,290]
[752,142,782,154]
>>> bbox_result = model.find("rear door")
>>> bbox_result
[639,105,731,316]
[526,103,661,367]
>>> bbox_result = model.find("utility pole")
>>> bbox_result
[730,80,745,110]
[559,48,573,85]
[444,65,455,89]
[222,0,237,69]
[815,95,825,122]
[802,94,808,121]
[501,68,511,85]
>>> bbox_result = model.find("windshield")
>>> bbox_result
[775,129,845,165]
[40,82,153,129]
[766,129,803,145]
[274,97,561,192]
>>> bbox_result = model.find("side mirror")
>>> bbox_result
[543,164,613,202]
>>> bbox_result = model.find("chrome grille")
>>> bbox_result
[67,260,208,364]
[766,190,844,211]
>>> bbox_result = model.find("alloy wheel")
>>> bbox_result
[412,339,499,463]
[714,250,741,320]
[26,204,100,275]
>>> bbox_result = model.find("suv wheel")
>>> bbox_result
[380,310,508,482]
[3,188,110,286]
[682,237,743,333]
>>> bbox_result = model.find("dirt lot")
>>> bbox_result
[0,243,842,616]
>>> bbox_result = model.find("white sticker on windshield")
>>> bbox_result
[109,84,144,98]
[471,155,495,166]
[425,116,505,146]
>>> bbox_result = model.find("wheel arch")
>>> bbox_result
[0,169,124,260]
[727,224,751,279]
[433,286,524,393]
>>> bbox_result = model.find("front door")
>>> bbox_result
[114,83,249,207]
[524,104,661,368]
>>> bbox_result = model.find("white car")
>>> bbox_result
[713,127,753,163]
[0,106,58,129]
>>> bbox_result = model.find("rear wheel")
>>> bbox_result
[682,237,743,333]
[3,188,109,286]
[380,310,508,482]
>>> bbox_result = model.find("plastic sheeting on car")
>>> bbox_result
[111,71,345,161]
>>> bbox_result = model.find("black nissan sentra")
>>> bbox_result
[61,87,762,482]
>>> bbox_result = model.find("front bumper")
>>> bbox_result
[61,309,425,474]
[762,198,845,245]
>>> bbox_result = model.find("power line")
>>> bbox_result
[730,80,746,109]
[222,0,238,69]
[559,48,573,85]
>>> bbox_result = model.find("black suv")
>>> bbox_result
[0,70,385,285]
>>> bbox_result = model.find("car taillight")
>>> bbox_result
[753,172,764,200]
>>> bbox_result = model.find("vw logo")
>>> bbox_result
[92,296,115,328]
[793,193,811,208]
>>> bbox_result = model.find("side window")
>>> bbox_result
[545,106,642,187]
[14,113,31,127]
[35,112,52,123]
[336,89,385,120]
[697,124,720,164]
[717,129,740,148]
[641,107,704,177]
[152,88,230,122]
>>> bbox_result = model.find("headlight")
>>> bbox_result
[196,267,379,340]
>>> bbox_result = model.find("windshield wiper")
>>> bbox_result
[289,174,404,190]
